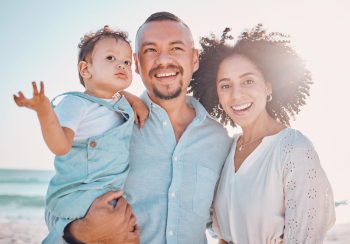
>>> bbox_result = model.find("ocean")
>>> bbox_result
[0,168,349,243]
[0,168,349,222]
[0,168,53,222]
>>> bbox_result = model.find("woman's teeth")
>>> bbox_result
[231,102,252,111]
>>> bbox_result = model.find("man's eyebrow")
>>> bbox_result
[169,41,185,45]
[141,41,156,48]
[141,40,186,48]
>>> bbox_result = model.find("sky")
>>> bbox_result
[1,0,349,202]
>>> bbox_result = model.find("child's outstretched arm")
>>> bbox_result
[120,91,149,129]
[14,81,74,155]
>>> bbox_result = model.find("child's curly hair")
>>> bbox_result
[78,25,130,86]
[188,24,312,126]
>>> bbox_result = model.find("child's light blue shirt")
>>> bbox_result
[46,92,134,219]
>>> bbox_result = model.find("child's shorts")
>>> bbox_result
[42,208,73,244]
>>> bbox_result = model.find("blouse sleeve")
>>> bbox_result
[210,206,224,240]
[282,139,336,243]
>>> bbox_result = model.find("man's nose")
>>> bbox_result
[155,52,173,65]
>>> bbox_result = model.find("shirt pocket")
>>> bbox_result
[193,165,219,217]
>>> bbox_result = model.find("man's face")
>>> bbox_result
[134,20,198,101]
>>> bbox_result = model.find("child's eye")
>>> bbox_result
[124,60,132,66]
[106,56,116,61]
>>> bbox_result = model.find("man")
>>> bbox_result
[65,12,232,244]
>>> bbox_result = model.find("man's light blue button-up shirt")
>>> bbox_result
[124,92,232,244]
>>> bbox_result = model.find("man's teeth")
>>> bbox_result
[155,72,177,78]
[231,103,252,111]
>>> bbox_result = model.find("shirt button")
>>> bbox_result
[168,230,174,236]
[89,141,97,148]
[171,192,176,197]
[173,156,177,161]
[162,121,167,126]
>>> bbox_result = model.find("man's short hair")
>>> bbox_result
[135,12,191,53]
[143,12,189,28]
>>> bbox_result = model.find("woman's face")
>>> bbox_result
[216,55,271,128]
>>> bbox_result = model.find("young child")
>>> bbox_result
[13,25,148,243]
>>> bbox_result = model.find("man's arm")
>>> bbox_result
[65,191,139,244]
[13,81,74,155]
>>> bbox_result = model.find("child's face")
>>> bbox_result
[85,37,132,97]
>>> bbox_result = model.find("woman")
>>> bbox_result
[189,25,335,243]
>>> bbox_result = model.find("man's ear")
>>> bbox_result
[192,49,199,73]
[133,53,140,74]
[78,61,91,80]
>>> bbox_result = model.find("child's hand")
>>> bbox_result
[131,99,149,129]
[13,81,50,114]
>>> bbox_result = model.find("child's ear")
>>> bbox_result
[78,61,91,80]
[133,53,140,74]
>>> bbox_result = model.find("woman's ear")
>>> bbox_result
[266,82,272,95]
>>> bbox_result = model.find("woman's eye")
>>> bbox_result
[124,60,132,66]
[244,79,254,85]
[106,56,116,61]
[221,84,231,89]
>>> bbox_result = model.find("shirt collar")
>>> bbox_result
[140,91,213,124]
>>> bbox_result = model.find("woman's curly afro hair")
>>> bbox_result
[188,24,312,126]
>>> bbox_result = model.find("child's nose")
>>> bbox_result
[117,63,125,69]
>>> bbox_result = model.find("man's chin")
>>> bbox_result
[153,88,182,100]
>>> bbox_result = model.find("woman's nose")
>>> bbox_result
[231,86,243,100]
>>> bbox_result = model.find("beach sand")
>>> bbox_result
[0,220,349,244]
[325,223,350,243]
[0,220,47,244]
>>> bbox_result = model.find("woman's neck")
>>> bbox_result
[240,111,285,143]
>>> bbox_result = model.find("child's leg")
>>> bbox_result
[43,209,72,244]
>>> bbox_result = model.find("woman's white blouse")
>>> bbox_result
[212,128,335,243]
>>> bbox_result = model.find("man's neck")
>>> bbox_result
[149,92,196,142]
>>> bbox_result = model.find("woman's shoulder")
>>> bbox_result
[278,128,320,168]
[278,128,315,151]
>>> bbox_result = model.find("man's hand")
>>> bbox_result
[13,81,50,114]
[69,191,139,244]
